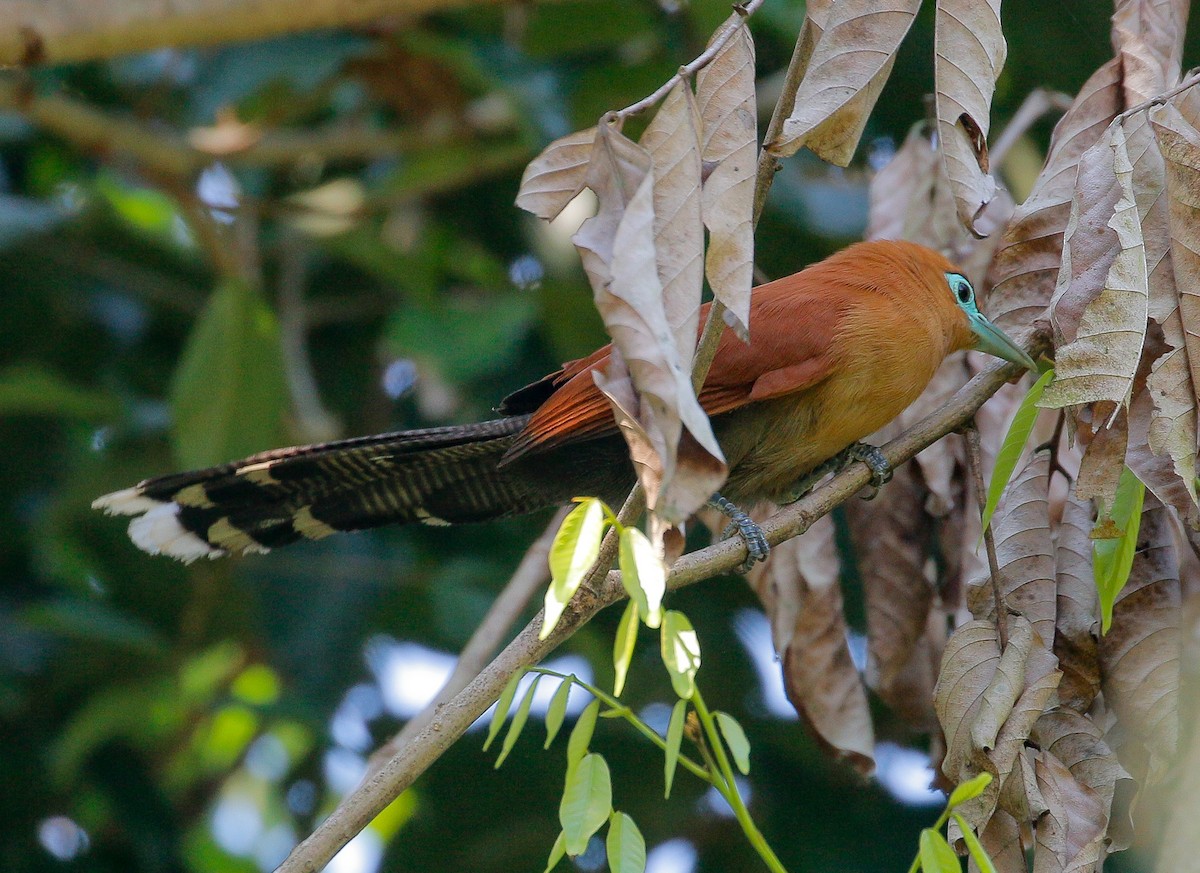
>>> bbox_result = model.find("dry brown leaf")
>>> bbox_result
[1053,492,1100,711]
[1074,408,1128,506]
[696,17,756,340]
[1098,494,1181,780]
[847,466,933,700]
[1031,748,1107,873]
[574,124,726,521]
[1127,386,1199,524]
[866,123,958,249]
[759,514,875,771]
[514,126,597,221]
[934,0,1006,234]
[1032,708,1129,820]
[969,450,1056,648]
[1111,0,1189,96]
[641,82,705,377]
[986,59,1122,336]
[937,619,1001,782]
[1041,123,1148,412]
[969,809,1026,873]
[768,0,922,164]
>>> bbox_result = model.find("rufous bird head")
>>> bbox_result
[830,240,1037,371]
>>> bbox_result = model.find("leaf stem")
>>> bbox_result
[529,669,713,785]
[692,690,789,873]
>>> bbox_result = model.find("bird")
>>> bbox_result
[93,240,1036,563]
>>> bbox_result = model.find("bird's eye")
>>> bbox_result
[947,272,973,306]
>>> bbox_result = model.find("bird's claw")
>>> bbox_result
[844,442,892,499]
[710,494,770,572]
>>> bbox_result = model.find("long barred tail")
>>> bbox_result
[93,416,557,562]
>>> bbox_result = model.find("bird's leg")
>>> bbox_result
[709,494,770,571]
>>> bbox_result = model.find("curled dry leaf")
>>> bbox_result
[969,809,1026,873]
[936,615,1062,830]
[768,0,922,165]
[696,17,756,340]
[515,127,598,221]
[1098,494,1180,782]
[986,59,1122,336]
[1053,492,1100,712]
[934,0,1006,235]
[1127,385,1198,525]
[1041,123,1148,413]
[1032,708,1129,822]
[1074,407,1128,506]
[641,82,705,377]
[1031,748,1107,873]
[751,514,874,771]
[968,450,1056,649]
[575,124,726,521]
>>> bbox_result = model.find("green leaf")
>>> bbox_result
[496,675,540,767]
[544,677,573,749]
[953,814,998,873]
[1093,467,1146,634]
[947,772,993,808]
[664,699,686,798]
[613,600,639,697]
[567,699,600,776]
[544,831,567,873]
[0,365,118,420]
[982,367,1054,533]
[542,499,608,640]
[618,527,666,628]
[715,711,750,775]
[918,828,962,873]
[484,672,523,752]
[560,752,613,856]
[606,812,647,873]
[169,280,287,469]
[660,610,702,699]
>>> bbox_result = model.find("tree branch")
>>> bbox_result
[275,347,1046,873]
[0,0,526,67]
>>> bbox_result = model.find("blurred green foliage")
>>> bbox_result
[0,1,1187,871]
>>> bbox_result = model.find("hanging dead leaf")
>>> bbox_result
[1127,386,1198,524]
[574,123,726,521]
[1032,708,1129,821]
[968,451,1056,648]
[1030,748,1107,873]
[934,0,1006,234]
[768,0,922,165]
[1098,494,1181,781]
[515,126,598,221]
[1041,123,1148,412]
[1053,492,1101,711]
[1074,407,1128,507]
[696,17,756,340]
[986,59,1122,336]
[751,514,874,771]
[641,82,705,376]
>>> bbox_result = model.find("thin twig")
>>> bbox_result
[963,424,1008,649]
[988,87,1074,169]
[614,0,767,121]
[275,349,1044,873]
[1116,66,1200,121]
[364,506,569,777]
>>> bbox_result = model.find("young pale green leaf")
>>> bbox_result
[544,831,567,873]
[606,812,647,873]
[664,699,687,798]
[715,711,751,775]
[484,672,524,752]
[613,600,640,697]
[560,752,613,856]
[947,772,993,808]
[567,699,600,776]
[953,814,998,873]
[1093,467,1146,633]
[544,677,574,749]
[660,610,702,699]
[982,368,1055,533]
[542,499,608,640]
[618,527,666,628]
[496,675,540,768]
[918,828,962,873]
